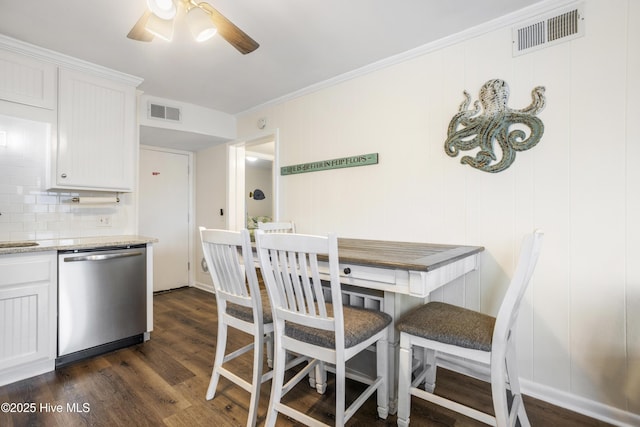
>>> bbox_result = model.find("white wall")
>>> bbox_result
[236,0,639,424]
[139,94,236,140]
[245,165,273,218]
[194,143,228,289]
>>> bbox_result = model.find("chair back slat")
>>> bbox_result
[289,251,310,314]
[309,254,328,317]
[267,249,287,309]
[258,221,296,234]
[256,231,339,334]
[212,243,245,297]
[295,252,316,316]
[199,228,261,313]
[278,250,299,311]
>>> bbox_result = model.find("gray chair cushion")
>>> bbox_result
[226,288,273,324]
[396,301,495,351]
[285,305,392,349]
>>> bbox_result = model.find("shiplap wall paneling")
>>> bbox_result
[625,0,640,415]
[523,39,573,392]
[569,0,628,408]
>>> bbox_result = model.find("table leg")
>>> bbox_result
[384,290,398,414]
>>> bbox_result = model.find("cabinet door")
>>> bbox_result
[56,68,136,191]
[0,49,56,109]
[0,253,57,383]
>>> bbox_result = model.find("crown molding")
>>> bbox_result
[238,0,580,116]
[0,33,143,87]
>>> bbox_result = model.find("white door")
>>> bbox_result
[139,148,190,291]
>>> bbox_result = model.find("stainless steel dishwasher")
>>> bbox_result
[57,244,147,367]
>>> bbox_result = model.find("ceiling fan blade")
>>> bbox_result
[198,2,259,54]
[127,10,155,42]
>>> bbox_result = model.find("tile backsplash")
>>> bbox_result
[0,113,133,241]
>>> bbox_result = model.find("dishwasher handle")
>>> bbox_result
[63,251,144,262]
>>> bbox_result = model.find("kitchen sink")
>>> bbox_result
[0,241,39,248]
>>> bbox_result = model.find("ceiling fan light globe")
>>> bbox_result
[187,6,217,42]
[147,0,177,20]
[195,27,217,42]
[145,14,175,41]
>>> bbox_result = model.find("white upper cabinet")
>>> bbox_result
[54,68,137,191]
[0,49,56,110]
[0,34,143,192]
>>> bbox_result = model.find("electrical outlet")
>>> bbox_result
[97,216,112,227]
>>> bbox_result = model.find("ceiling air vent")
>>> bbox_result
[148,102,181,122]
[512,3,584,56]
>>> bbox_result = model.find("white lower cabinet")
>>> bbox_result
[0,252,57,386]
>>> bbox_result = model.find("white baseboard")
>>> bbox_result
[0,359,55,387]
[191,281,214,294]
[521,379,640,427]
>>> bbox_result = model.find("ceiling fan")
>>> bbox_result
[127,0,259,54]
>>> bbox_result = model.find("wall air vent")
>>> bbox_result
[512,3,584,56]
[148,102,181,122]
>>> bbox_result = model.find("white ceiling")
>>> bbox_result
[1,0,545,151]
[0,0,544,115]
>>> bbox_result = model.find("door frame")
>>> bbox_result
[227,129,280,231]
[139,145,195,288]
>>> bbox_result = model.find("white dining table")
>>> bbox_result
[316,237,485,413]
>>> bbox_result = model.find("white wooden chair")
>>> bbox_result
[257,219,319,385]
[255,230,391,427]
[257,220,296,233]
[199,228,307,427]
[396,229,544,427]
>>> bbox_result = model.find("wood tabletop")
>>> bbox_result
[336,238,484,272]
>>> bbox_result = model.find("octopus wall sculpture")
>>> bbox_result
[444,79,546,173]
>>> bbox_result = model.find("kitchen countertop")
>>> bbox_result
[0,235,158,255]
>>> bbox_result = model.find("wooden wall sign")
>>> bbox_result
[281,153,378,176]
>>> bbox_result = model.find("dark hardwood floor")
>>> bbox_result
[1,287,614,426]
